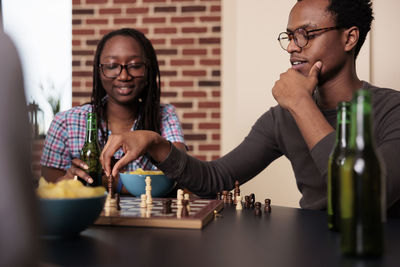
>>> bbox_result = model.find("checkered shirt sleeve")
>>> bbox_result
[40,104,185,172]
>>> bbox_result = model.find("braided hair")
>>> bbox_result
[91,28,161,147]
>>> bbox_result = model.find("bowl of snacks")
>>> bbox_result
[36,178,106,238]
[119,168,175,197]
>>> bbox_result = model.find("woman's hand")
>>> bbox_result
[58,158,93,184]
[100,130,171,177]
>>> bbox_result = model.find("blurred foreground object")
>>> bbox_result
[0,32,39,265]
[36,177,105,199]
[340,89,385,257]
[38,193,106,238]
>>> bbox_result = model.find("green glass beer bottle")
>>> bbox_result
[340,89,385,257]
[327,101,350,231]
[80,112,102,187]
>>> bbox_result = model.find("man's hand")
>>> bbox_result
[272,61,322,111]
[271,61,333,149]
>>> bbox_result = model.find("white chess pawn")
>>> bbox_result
[177,189,184,198]
[145,176,153,204]
[236,195,243,210]
[146,205,152,218]
[177,189,184,208]
[176,206,182,219]
[146,186,153,204]
[140,207,146,218]
[140,194,147,208]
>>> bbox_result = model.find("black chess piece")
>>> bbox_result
[244,195,251,209]
[264,198,271,213]
[162,199,172,214]
[115,193,121,210]
[222,190,228,204]
[234,180,240,204]
[227,192,233,204]
[254,202,262,216]
[216,192,221,200]
[108,175,114,196]
[181,199,189,217]
[250,193,255,208]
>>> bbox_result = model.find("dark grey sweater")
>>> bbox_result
[158,82,400,210]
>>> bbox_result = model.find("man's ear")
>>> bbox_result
[343,26,359,52]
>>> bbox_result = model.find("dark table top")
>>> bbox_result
[40,205,400,267]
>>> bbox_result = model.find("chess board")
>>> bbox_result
[94,196,224,229]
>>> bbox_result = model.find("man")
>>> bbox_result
[101,0,400,213]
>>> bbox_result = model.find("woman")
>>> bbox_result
[41,28,186,190]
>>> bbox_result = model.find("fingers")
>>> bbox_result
[111,153,132,177]
[308,61,322,80]
[67,165,93,184]
[100,135,124,176]
[71,158,88,170]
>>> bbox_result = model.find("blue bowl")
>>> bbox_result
[119,173,175,197]
[39,194,106,238]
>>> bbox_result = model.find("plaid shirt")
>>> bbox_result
[40,103,185,172]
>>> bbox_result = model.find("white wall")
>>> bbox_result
[370,0,400,89]
[3,0,72,133]
[222,0,396,208]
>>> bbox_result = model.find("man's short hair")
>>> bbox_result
[326,0,374,59]
[296,0,374,59]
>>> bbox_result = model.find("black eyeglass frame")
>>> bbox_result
[99,62,147,79]
[278,26,340,51]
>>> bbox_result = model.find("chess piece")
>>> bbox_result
[104,194,118,216]
[244,195,251,209]
[140,207,146,218]
[145,176,152,205]
[115,193,121,211]
[222,190,228,204]
[176,206,182,219]
[254,202,262,216]
[227,192,233,204]
[250,193,255,208]
[216,192,221,200]
[236,195,243,210]
[181,199,189,217]
[146,205,152,218]
[184,193,191,212]
[264,198,271,213]
[177,189,184,208]
[233,180,240,204]
[108,175,113,196]
[104,175,119,216]
[140,194,147,208]
[162,199,172,214]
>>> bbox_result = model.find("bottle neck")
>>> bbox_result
[335,103,350,149]
[86,113,98,143]
[349,90,374,151]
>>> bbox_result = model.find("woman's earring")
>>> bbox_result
[138,98,143,103]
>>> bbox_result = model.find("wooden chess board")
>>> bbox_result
[95,196,224,229]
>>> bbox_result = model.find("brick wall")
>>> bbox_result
[72,0,222,161]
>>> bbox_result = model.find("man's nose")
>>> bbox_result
[286,38,301,53]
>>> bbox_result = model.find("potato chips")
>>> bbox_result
[36,177,105,199]
[127,168,164,175]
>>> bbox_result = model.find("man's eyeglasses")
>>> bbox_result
[99,62,146,79]
[278,26,340,51]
